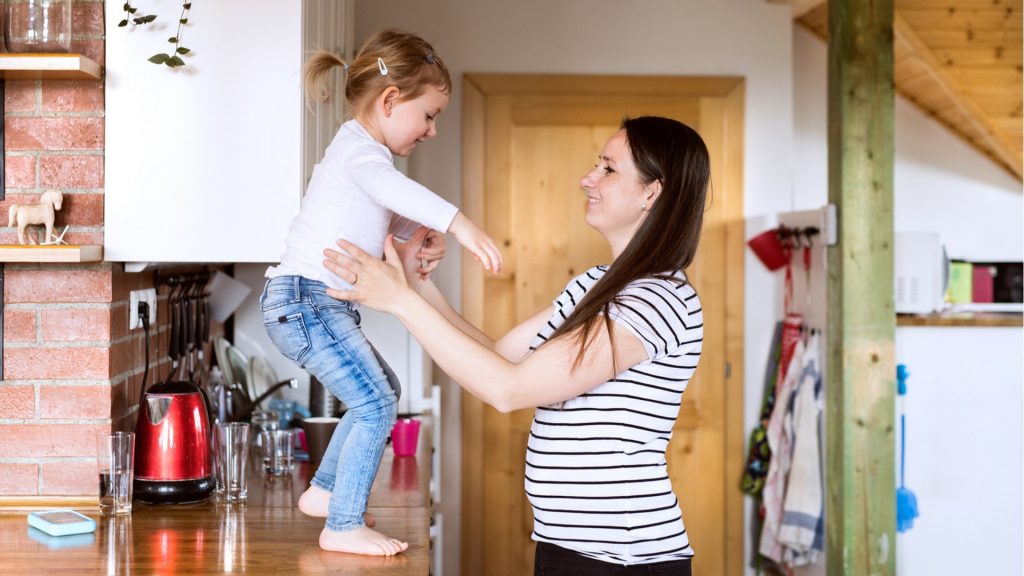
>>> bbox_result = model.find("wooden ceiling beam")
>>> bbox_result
[893,11,1023,179]
[767,0,826,19]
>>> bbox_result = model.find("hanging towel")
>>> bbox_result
[779,333,823,566]
[740,321,784,496]
[758,336,806,563]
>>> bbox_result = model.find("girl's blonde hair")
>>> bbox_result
[304,29,452,117]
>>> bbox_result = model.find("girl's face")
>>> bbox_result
[380,85,450,157]
[579,130,657,253]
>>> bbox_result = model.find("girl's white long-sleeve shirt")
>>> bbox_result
[267,119,458,290]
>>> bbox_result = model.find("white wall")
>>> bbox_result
[356,1,795,574]
[793,25,1024,576]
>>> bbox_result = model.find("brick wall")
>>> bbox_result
[0,0,162,501]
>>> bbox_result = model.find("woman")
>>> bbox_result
[324,116,709,575]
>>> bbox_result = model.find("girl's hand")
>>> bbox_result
[416,229,447,279]
[448,212,503,274]
[323,236,411,313]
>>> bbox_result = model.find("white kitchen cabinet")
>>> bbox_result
[104,0,353,264]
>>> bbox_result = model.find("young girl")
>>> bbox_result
[261,29,501,556]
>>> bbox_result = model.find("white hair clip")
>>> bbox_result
[377,57,389,76]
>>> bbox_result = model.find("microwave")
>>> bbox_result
[895,232,947,314]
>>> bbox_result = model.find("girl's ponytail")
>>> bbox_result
[303,49,348,104]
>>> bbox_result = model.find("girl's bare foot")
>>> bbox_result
[298,485,375,526]
[319,526,408,556]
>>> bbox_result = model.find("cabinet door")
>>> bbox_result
[105,0,303,263]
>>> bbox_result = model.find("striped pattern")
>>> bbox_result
[526,265,704,565]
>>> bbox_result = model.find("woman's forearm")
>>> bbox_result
[412,278,495,350]
[393,285,518,410]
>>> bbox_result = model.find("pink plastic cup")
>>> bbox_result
[391,418,421,457]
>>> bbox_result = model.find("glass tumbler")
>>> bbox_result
[5,0,72,53]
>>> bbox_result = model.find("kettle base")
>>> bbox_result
[134,476,215,504]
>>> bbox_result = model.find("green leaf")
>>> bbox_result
[168,56,186,67]
[168,37,177,43]
[139,14,156,23]
[180,18,188,24]
[184,3,192,9]
[176,47,190,54]
[122,2,129,10]
[118,19,128,27]
[128,7,136,13]
[148,53,170,64]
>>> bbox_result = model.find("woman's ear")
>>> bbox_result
[644,179,663,208]
[378,86,401,117]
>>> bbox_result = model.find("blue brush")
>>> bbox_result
[896,364,919,532]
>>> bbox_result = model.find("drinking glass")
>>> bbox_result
[96,431,134,516]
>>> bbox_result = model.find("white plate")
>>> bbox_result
[249,354,278,406]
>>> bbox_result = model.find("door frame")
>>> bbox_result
[460,74,746,576]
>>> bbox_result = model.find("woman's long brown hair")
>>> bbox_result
[545,116,711,370]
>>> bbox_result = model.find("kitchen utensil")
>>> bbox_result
[302,416,340,466]
[133,283,215,504]
[896,364,919,532]
[391,418,421,457]
[96,432,134,516]
[213,422,250,503]
[134,379,215,504]
[261,430,294,476]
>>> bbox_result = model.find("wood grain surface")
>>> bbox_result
[0,419,432,575]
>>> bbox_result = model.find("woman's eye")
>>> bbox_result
[603,166,615,174]
[426,114,435,121]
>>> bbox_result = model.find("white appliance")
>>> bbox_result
[895,232,948,314]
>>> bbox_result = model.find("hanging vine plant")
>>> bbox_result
[118,2,193,69]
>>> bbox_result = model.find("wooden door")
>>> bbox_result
[461,75,746,576]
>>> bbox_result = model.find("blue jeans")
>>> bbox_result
[260,276,400,531]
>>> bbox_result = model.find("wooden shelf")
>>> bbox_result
[0,53,101,80]
[897,312,1023,328]
[0,245,102,263]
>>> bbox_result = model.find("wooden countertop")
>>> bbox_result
[0,419,432,575]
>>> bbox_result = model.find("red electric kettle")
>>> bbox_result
[134,379,215,504]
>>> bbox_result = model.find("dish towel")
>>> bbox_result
[779,333,823,566]
[758,337,806,563]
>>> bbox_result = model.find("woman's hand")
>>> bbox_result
[323,236,412,313]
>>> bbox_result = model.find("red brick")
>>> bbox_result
[40,385,109,419]
[3,309,37,342]
[72,2,105,37]
[41,307,110,342]
[4,80,35,112]
[0,463,38,495]
[5,117,103,151]
[111,269,159,303]
[70,40,104,68]
[40,156,103,188]
[4,156,36,188]
[4,269,111,303]
[0,385,35,418]
[3,346,109,380]
[42,81,104,112]
[0,423,107,458]
[40,461,96,495]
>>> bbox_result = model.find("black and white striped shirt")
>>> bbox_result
[526,265,703,565]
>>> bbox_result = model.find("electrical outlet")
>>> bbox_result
[129,288,157,330]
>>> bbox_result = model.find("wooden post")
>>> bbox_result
[826,0,896,575]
